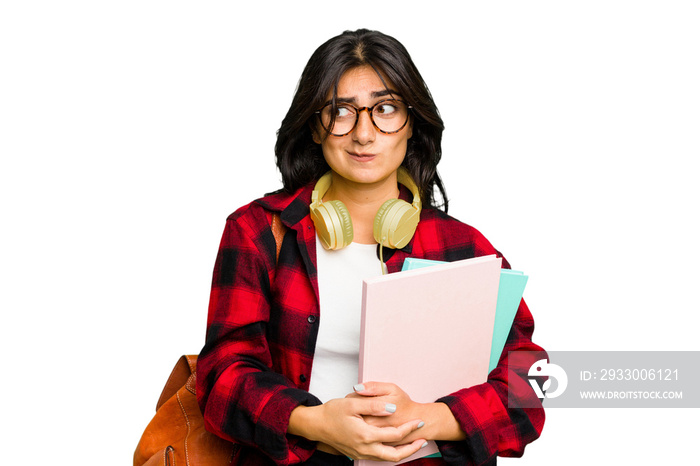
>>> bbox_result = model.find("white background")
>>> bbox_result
[2,1,698,464]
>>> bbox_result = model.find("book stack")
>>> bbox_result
[358,255,528,465]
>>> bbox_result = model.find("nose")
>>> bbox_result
[352,108,376,145]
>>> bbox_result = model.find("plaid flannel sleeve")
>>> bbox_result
[196,205,322,465]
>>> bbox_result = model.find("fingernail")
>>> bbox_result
[421,441,429,449]
[385,403,397,413]
[417,421,425,428]
[353,383,365,392]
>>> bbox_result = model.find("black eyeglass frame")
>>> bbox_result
[315,99,413,137]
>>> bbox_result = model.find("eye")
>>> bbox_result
[336,105,355,118]
[374,102,398,116]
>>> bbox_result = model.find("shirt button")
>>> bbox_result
[307,315,316,324]
[299,374,307,383]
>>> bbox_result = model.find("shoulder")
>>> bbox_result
[223,184,312,235]
[216,189,301,268]
[226,188,297,225]
[415,207,505,263]
[218,189,287,244]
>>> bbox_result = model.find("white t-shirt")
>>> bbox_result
[308,236,385,403]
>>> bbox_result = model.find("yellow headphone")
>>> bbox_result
[310,167,422,250]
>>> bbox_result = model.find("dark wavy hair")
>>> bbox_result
[275,29,448,211]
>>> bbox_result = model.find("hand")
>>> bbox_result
[348,382,423,429]
[348,382,467,443]
[288,396,427,462]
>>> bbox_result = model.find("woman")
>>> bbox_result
[197,29,545,465]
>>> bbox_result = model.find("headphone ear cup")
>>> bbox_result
[311,199,354,250]
[373,199,420,249]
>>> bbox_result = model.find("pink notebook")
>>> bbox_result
[358,255,502,465]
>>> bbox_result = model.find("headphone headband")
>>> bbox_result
[310,171,333,210]
[396,167,422,211]
[310,167,422,250]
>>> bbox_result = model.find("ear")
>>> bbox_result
[310,121,322,145]
[406,116,413,140]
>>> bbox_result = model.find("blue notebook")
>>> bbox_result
[402,258,528,372]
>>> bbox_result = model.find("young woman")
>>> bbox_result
[197,29,545,465]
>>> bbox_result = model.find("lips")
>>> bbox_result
[348,151,377,161]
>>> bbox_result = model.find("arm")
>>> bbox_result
[196,210,321,465]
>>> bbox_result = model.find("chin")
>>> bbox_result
[342,170,398,186]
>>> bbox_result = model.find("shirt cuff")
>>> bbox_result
[256,387,323,464]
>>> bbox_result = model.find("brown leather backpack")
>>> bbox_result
[133,213,286,465]
[133,355,237,465]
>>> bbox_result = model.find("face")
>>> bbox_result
[313,66,412,189]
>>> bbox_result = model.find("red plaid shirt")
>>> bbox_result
[197,183,546,466]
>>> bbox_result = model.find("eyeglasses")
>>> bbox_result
[316,99,412,137]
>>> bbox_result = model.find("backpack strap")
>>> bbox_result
[270,212,286,263]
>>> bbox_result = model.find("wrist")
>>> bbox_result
[288,405,323,441]
[420,402,466,442]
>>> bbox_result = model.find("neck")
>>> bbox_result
[324,173,400,244]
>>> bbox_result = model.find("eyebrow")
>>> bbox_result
[331,89,401,106]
